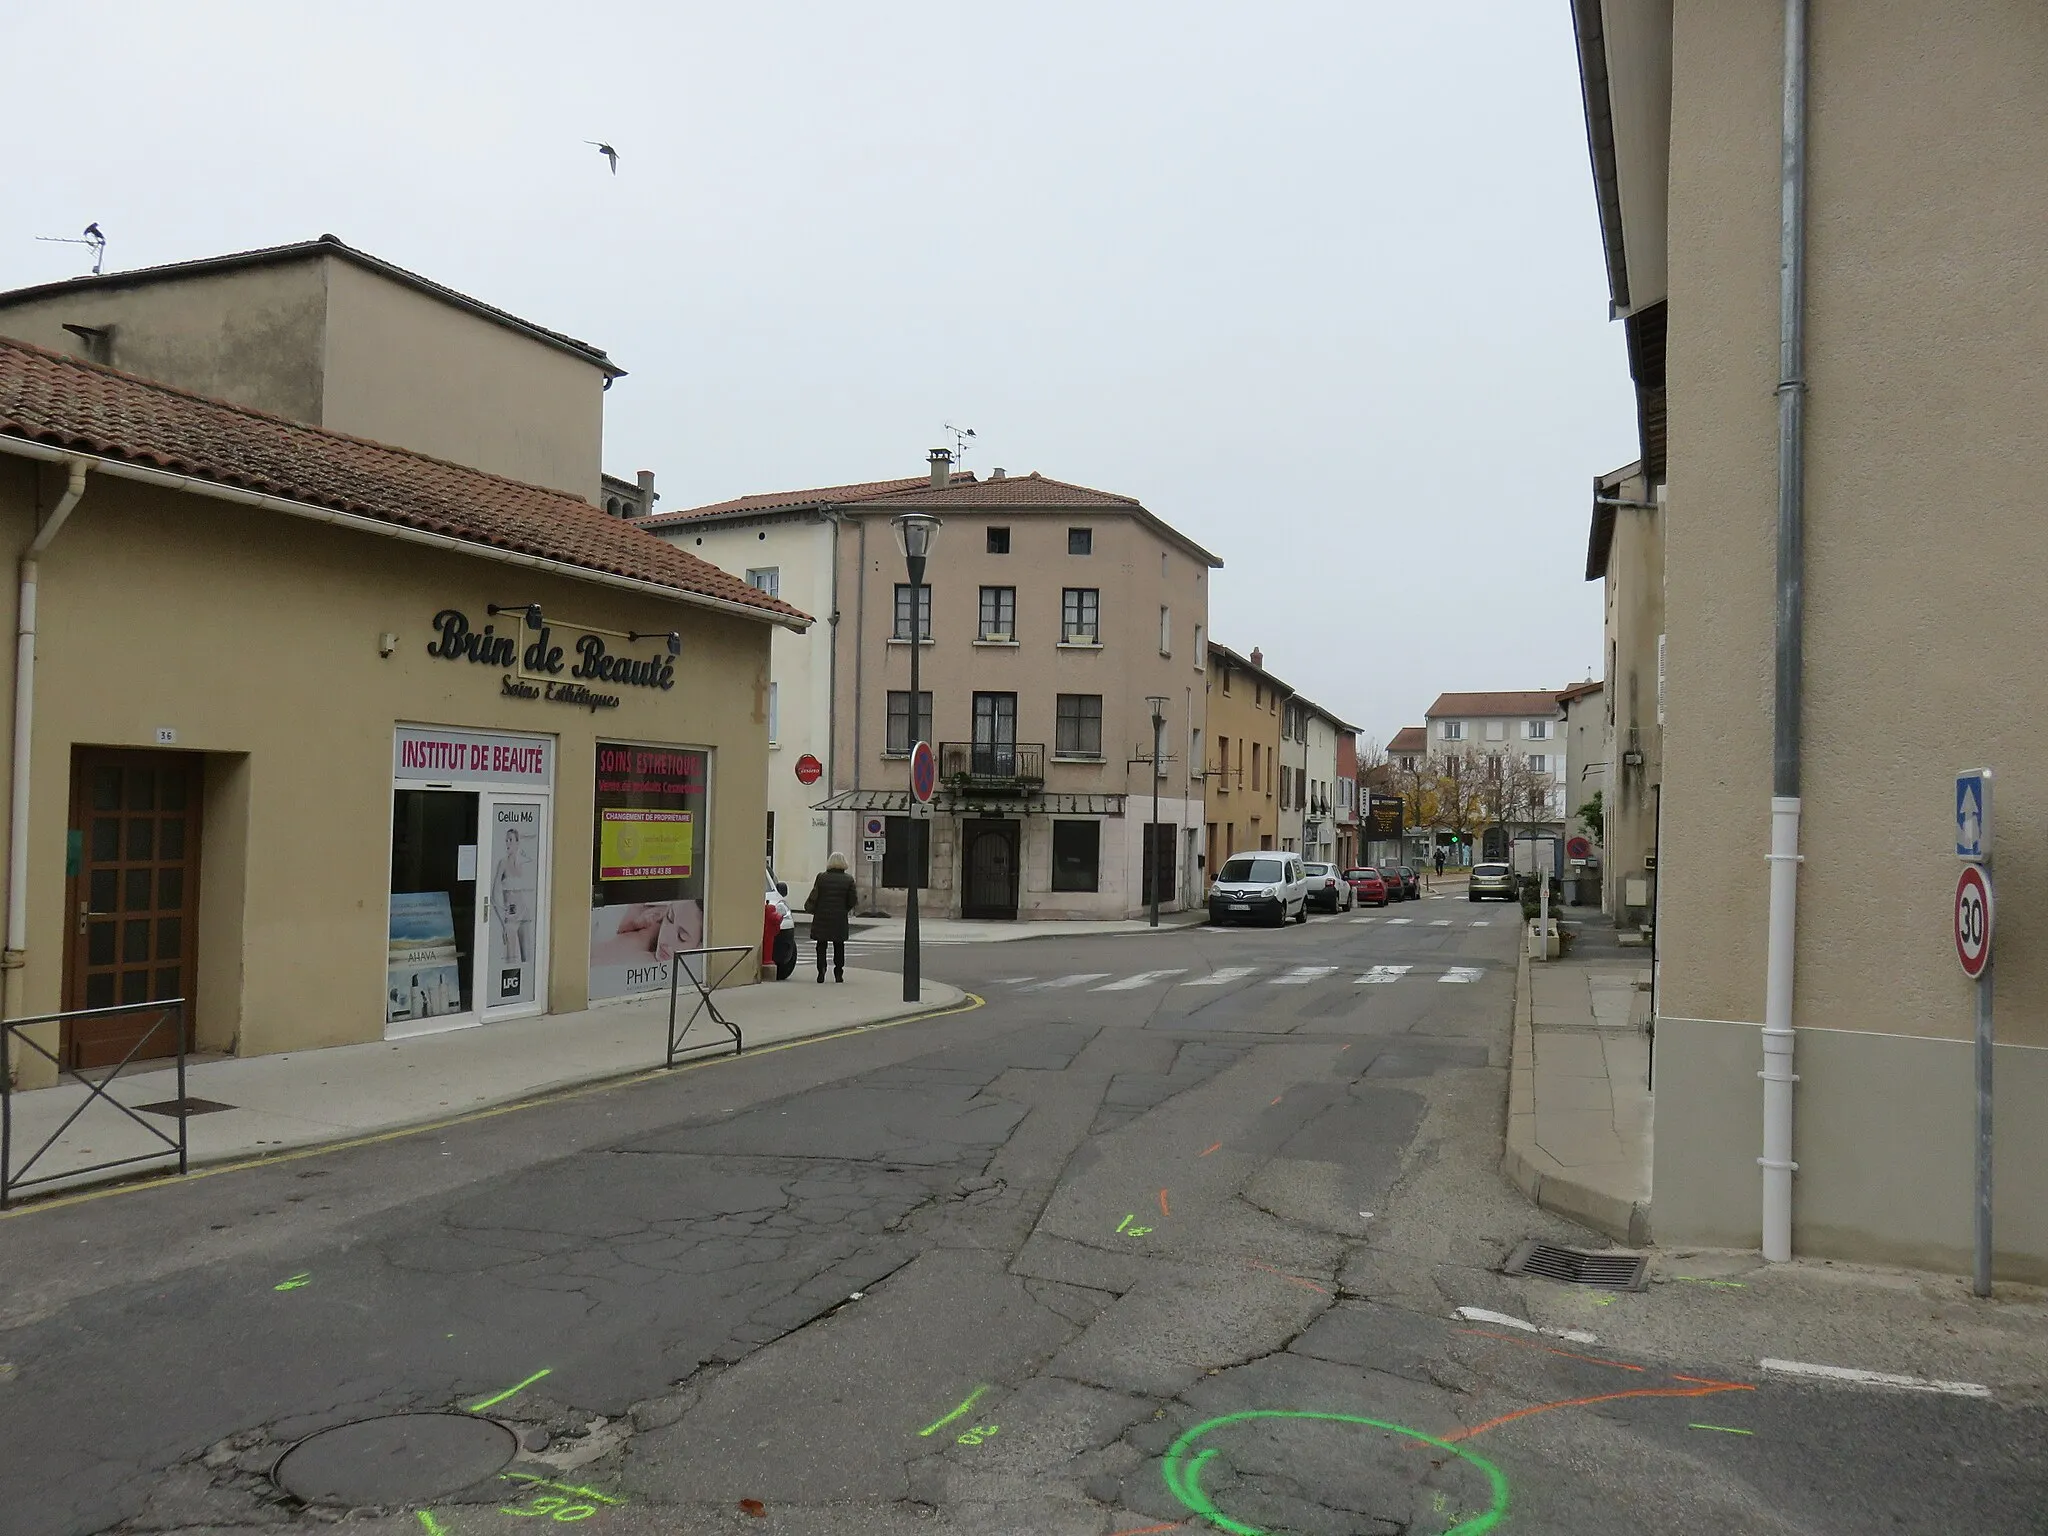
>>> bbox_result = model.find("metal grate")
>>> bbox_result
[134,1097,236,1118]
[1503,1239,1649,1292]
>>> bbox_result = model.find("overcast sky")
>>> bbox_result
[7,1,1635,744]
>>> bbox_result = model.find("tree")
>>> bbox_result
[1576,790,1605,845]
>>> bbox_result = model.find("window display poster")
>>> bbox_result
[589,744,709,1000]
[388,890,462,1026]
[486,800,543,1009]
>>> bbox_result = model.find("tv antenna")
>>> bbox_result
[944,422,976,468]
[35,223,107,274]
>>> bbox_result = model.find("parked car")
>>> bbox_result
[1389,864,1422,900]
[1469,862,1517,902]
[1303,861,1354,913]
[1346,867,1390,907]
[764,868,798,978]
[1208,851,1311,926]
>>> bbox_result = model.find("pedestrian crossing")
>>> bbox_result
[1348,915,1498,928]
[983,963,1491,994]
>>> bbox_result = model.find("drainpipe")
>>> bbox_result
[824,509,842,866]
[5,458,89,1023]
[1760,0,1809,1265]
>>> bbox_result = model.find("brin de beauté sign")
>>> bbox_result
[426,608,677,712]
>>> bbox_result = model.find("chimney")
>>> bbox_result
[1250,647,1264,669]
[927,448,951,489]
[991,467,1006,480]
[636,469,657,515]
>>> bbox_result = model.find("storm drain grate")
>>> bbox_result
[1503,1239,1649,1292]
[134,1097,237,1118]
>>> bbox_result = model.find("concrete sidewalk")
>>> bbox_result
[1,968,967,1204]
[1504,937,1654,1244]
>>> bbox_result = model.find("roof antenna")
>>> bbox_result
[944,423,976,469]
[34,223,106,274]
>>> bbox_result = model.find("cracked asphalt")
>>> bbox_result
[3,905,2045,1535]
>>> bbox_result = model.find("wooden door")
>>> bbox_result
[960,819,1019,920]
[64,750,201,1068]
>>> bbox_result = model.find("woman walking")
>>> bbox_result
[803,853,859,983]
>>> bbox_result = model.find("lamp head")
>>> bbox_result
[891,512,942,563]
[631,629,684,656]
[489,602,544,631]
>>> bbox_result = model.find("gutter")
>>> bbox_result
[0,436,810,633]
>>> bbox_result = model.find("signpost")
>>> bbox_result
[1955,768,1994,1296]
[909,741,937,809]
[793,753,823,785]
[860,816,887,914]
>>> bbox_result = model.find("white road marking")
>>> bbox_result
[990,977,1036,986]
[1441,967,1483,984]
[1349,916,1379,924]
[1758,1359,1992,1398]
[1270,965,1338,986]
[1430,919,1452,927]
[1356,965,1411,985]
[1023,973,1112,990]
[1094,969,1189,991]
[1385,918,1413,925]
[1471,921,1491,927]
[1182,966,1259,987]
[1455,1306,1597,1344]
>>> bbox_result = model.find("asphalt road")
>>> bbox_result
[2,890,2043,1535]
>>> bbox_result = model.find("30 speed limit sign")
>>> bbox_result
[1955,863,1994,979]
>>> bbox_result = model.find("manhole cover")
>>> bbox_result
[273,1412,518,1506]
[1504,1239,1649,1291]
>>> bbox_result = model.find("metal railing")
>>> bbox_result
[665,946,757,1066]
[939,741,1046,789]
[2,998,187,1208]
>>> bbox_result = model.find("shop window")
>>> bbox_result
[590,742,707,1003]
[882,816,931,888]
[893,583,932,640]
[1055,693,1102,758]
[1068,527,1092,556]
[1051,820,1100,891]
[886,691,933,755]
[1141,822,1176,905]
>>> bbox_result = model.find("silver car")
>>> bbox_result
[1468,862,1517,901]
[1208,851,1311,926]
[1303,861,1355,913]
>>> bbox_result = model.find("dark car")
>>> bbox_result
[1389,864,1422,900]
[1346,867,1389,907]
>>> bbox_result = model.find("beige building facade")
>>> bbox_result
[1575,2,2048,1277]
[0,337,801,1093]
[1203,644,1288,870]
[1585,461,1662,926]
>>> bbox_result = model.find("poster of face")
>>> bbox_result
[387,890,464,1030]
[589,743,709,1001]
[486,800,544,1010]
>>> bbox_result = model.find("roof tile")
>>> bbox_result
[1425,691,1567,719]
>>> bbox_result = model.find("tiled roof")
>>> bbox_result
[0,235,621,374]
[640,472,974,527]
[0,337,807,627]
[1425,691,1565,719]
[1556,680,1604,705]
[1387,726,1428,754]
[855,471,1143,509]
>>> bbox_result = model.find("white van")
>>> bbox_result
[1207,850,1311,926]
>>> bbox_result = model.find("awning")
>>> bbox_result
[810,789,1125,817]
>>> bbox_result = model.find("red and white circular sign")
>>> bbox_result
[1955,864,1994,979]
[793,753,824,785]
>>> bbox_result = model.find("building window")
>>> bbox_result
[746,567,780,599]
[1528,754,1548,774]
[1484,721,1506,742]
[1215,734,1230,790]
[1159,606,1171,655]
[1061,588,1100,643]
[882,816,930,889]
[767,681,779,745]
[885,691,933,754]
[1190,728,1202,784]
[1220,662,1230,693]
[977,585,1016,640]
[1441,721,1464,741]
[1279,765,1291,807]
[986,526,1011,554]
[1051,820,1100,891]
[1252,743,1262,792]
[1525,720,1551,740]
[1194,625,1204,667]
[893,583,932,640]
[1068,526,1092,556]
[1055,693,1103,757]
[766,809,776,867]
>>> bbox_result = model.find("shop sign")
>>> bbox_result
[599,809,694,879]
[1366,794,1404,838]
[394,725,555,787]
[427,609,676,712]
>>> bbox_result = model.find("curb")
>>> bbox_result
[1502,945,1653,1247]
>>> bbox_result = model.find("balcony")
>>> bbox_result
[940,741,1046,795]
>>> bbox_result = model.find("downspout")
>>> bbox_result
[825,510,842,860]
[852,515,866,795]
[1761,0,1809,1264]
[5,459,89,1022]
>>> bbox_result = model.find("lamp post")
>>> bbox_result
[1146,695,1168,927]
[892,512,942,1004]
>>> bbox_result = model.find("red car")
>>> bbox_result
[1345,867,1390,907]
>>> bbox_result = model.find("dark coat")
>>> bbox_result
[803,868,859,942]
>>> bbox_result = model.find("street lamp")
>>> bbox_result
[891,511,942,1004]
[1146,695,1168,928]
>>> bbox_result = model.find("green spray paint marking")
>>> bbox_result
[956,1424,999,1445]
[467,1368,552,1412]
[1162,1411,1509,1536]
[1688,1423,1754,1435]
[1114,1214,1154,1237]
[274,1273,311,1291]
[501,1472,624,1505]
[919,1384,990,1437]
[417,1514,449,1536]
[1676,1277,1747,1288]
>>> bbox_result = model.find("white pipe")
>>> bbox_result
[5,459,89,1019]
[1760,796,1803,1260]
[0,436,810,634]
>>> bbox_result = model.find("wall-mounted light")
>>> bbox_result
[488,602,545,630]
[1622,748,1645,768]
[378,632,398,657]
[630,630,683,657]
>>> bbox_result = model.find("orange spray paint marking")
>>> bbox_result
[1109,1524,1182,1536]
[1444,1380,1754,1443]
[1158,1188,1171,1219]
[1271,1096,1282,1105]
[1199,1141,1222,1157]
[1246,1259,1329,1294]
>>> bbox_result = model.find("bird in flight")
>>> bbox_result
[585,141,619,175]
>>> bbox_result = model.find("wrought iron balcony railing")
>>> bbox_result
[940,741,1047,793]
